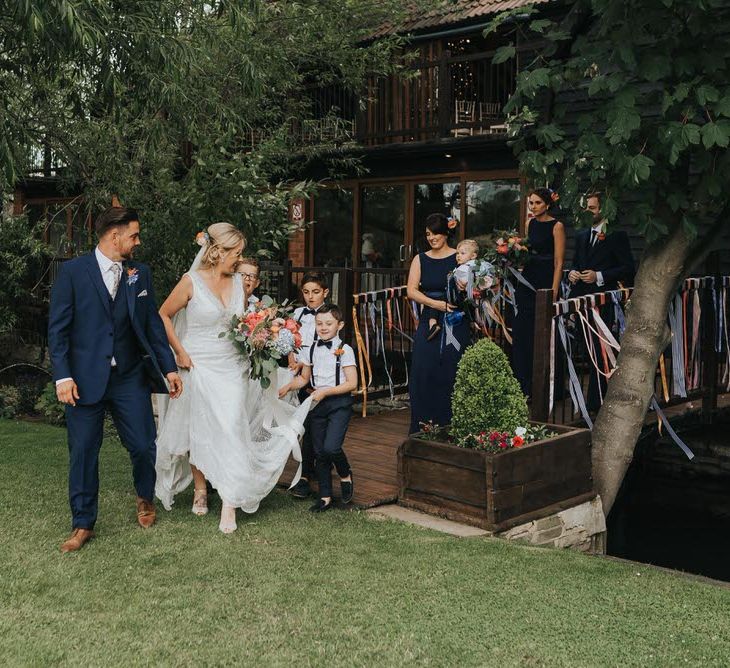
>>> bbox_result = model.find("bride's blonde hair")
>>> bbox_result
[199,222,246,268]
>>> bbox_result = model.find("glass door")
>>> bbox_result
[359,185,406,291]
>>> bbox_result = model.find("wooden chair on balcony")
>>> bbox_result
[452,100,476,137]
[477,102,502,135]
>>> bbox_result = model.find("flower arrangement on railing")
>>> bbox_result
[221,295,302,389]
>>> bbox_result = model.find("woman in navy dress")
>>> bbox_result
[407,214,471,433]
[512,188,565,396]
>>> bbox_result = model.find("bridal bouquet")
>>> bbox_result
[222,295,303,389]
[483,230,530,279]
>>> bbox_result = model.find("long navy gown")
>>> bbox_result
[512,218,558,396]
[409,252,471,434]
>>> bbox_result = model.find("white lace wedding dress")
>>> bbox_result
[155,270,311,513]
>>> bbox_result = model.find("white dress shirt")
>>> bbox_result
[303,336,356,389]
[56,247,122,386]
[294,304,323,362]
[590,225,605,287]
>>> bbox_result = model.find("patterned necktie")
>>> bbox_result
[110,263,122,299]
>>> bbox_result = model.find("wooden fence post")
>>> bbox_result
[530,289,554,422]
[281,259,292,303]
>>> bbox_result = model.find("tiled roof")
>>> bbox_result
[371,0,554,38]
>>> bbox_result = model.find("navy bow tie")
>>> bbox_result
[317,339,333,348]
[301,307,318,316]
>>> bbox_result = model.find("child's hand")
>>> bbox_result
[310,389,327,403]
[278,383,292,399]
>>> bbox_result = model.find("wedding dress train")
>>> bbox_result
[155,270,311,513]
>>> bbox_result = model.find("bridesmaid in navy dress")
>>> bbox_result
[512,188,565,396]
[407,214,471,433]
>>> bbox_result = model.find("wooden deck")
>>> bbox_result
[279,408,411,508]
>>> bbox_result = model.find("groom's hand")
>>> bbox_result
[56,380,79,406]
[166,372,183,399]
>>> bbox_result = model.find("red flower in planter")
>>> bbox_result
[512,435,525,448]
[499,441,508,449]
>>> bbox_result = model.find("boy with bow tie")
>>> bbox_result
[288,272,330,498]
[279,305,357,512]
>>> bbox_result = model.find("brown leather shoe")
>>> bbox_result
[136,496,156,528]
[60,528,95,553]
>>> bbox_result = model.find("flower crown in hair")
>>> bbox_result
[447,217,458,230]
[548,189,560,203]
[195,231,210,246]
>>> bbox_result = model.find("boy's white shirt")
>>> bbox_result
[293,304,321,362]
[302,336,356,389]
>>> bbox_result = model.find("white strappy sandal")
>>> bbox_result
[192,488,209,516]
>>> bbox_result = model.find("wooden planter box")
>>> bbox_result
[398,423,593,532]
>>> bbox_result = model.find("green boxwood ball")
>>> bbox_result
[451,338,529,440]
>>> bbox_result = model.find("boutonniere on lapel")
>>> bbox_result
[333,348,345,357]
[596,220,607,242]
[126,267,139,286]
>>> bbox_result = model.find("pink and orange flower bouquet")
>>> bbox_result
[221,295,303,389]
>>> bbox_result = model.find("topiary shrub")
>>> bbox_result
[0,385,21,419]
[450,338,529,441]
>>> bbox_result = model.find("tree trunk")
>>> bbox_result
[592,222,693,516]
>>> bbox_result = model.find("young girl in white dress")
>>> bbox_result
[155,223,311,533]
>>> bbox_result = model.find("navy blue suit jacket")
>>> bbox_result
[48,253,176,405]
[570,229,635,297]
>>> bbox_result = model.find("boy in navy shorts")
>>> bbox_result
[279,305,357,512]
[288,272,330,498]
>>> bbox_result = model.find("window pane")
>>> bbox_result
[413,182,460,254]
[360,185,405,269]
[466,180,521,247]
[312,188,353,267]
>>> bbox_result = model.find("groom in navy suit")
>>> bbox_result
[49,206,183,553]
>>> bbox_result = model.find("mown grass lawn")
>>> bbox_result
[1,418,730,667]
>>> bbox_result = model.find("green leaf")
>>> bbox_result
[715,96,730,118]
[701,121,729,149]
[625,154,655,184]
[492,45,515,65]
[696,84,720,106]
[529,19,553,33]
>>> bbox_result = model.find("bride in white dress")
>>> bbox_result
[155,223,311,533]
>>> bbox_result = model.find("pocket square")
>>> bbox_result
[137,290,148,298]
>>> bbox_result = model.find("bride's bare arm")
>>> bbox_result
[159,274,194,368]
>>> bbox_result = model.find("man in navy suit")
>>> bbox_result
[568,193,635,298]
[49,206,183,553]
[568,193,635,410]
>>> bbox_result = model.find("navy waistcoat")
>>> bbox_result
[111,289,141,373]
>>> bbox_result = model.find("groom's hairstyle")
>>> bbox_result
[95,206,140,238]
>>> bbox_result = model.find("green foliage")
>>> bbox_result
[3,0,424,292]
[0,385,21,419]
[489,0,730,246]
[450,339,529,440]
[34,382,65,426]
[0,212,53,335]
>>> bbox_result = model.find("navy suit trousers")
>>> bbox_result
[309,394,352,499]
[65,362,156,529]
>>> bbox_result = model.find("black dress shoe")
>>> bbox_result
[289,478,312,499]
[309,499,332,513]
[340,477,354,504]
